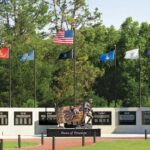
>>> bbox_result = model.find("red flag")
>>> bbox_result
[0,47,9,59]
[53,30,73,44]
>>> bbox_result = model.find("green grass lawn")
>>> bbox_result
[3,141,39,149]
[66,140,150,150]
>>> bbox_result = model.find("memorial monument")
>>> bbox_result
[55,99,93,128]
[47,99,101,137]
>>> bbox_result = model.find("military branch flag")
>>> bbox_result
[27,51,34,60]
[59,50,73,59]
[20,51,34,62]
[146,50,150,57]
[99,50,115,62]
[0,47,9,59]
[53,30,74,44]
[124,49,139,59]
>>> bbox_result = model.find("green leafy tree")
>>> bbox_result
[117,17,141,107]
[138,22,150,106]
[92,26,120,106]
[0,0,51,107]
[49,0,102,31]
[48,0,103,106]
[0,0,149,108]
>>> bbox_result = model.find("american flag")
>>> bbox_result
[53,30,74,44]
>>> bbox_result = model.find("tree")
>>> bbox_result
[49,0,102,31]
[117,17,141,107]
[47,0,103,106]
[138,22,150,106]
[0,0,51,107]
[92,25,120,106]
[0,1,149,108]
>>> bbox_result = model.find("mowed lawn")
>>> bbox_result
[67,140,150,150]
[3,141,39,149]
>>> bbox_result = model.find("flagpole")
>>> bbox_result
[114,45,117,107]
[139,47,141,107]
[34,50,36,107]
[9,48,12,107]
[3,0,11,107]
[72,24,76,105]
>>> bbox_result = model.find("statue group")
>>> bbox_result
[55,99,93,128]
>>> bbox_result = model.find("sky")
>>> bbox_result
[86,0,150,29]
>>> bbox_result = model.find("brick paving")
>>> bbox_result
[4,137,96,150]
[4,136,146,150]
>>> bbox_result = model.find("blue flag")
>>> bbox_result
[20,51,34,62]
[99,51,115,62]
[27,51,34,60]
[59,50,73,59]
[147,50,150,57]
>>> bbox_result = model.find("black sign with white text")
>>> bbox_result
[47,128,101,137]
[0,112,8,125]
[39,112,57,125]
[92,111,111,125]
[14,112,32,125]
[119,111,136,125]
[142,111,150,125]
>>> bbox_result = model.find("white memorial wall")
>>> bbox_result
[0,107,150,136]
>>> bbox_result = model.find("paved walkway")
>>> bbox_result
[2,134,148,150]
[4,137,95,150]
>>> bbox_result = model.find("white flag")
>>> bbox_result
[124,49,139,59]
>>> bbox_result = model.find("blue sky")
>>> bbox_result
[86,0,150,29]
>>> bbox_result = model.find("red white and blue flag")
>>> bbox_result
[53,30,74,44]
